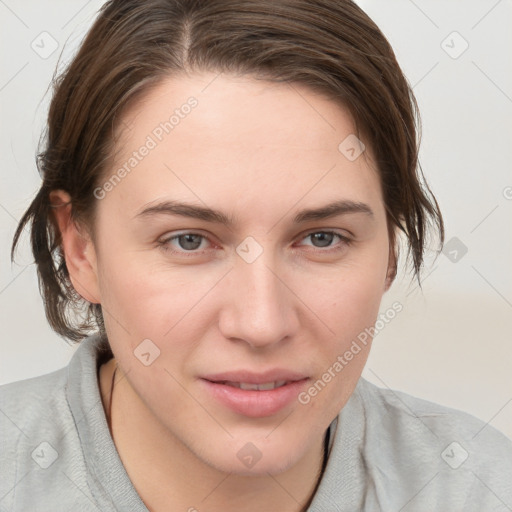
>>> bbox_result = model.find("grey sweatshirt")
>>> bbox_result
[1,334,511,511]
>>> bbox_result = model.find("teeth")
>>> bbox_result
[224,380,288,390]
[240,382,262,391]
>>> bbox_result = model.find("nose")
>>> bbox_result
[218,247,299,350]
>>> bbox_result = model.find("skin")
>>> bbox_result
[51,71,396,512]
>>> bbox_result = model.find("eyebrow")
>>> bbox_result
[134,199,374,226]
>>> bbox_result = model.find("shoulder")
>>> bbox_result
[0,369,66,494]
[0,364,97,510]
[353,377,512,511]
[0,366,71,428]
[0,367,70,439]
[356,377,512,449]
[0,364,67,399]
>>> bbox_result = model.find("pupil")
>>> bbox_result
[179,234,202,250]
[313,232,333,247]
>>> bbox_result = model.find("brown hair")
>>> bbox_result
[11,0,444,344]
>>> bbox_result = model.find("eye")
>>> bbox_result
[158,232,212,254]
[157,229,352,257]
[297,230,351,251]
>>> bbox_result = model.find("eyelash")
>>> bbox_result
[157,230,352,257]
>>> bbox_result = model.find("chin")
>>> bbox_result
[208,454,299,477]
[196,435,305,476]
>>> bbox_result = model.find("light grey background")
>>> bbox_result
[1,0,511,438]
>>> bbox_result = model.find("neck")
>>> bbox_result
[99,359,328,512]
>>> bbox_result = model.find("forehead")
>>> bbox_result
[117,72,359,151]
[103,72,382,219]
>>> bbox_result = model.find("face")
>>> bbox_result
[82,72,394,475]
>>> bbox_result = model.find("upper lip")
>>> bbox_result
[201,369,309,384]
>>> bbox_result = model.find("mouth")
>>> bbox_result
[200,371,310,418]
[214,380,290,391]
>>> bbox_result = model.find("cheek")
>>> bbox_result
[96,249,219,344]
[296,251,387,410]
[314,273,380,375]
[301,250,388,342]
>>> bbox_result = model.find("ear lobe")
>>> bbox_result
[49,190,101,304]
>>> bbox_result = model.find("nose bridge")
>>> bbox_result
[220,243,295,347]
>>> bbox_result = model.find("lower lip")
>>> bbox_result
[200,378,309,418]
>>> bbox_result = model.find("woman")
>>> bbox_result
[2,1,511,511]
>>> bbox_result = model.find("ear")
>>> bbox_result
[384,230,398,292]
[49,190,101,304]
